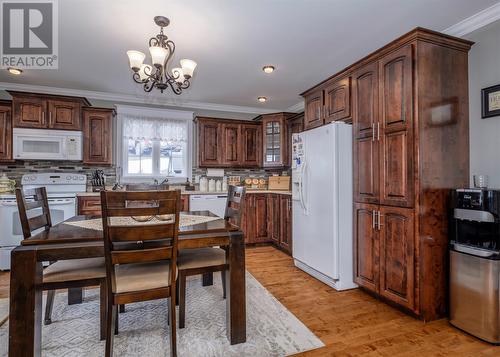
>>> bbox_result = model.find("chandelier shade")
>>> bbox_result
[127,16,196,95]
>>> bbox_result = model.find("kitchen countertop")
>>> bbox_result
[77,189,292,197]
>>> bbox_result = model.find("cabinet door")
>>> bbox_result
[324,76,351,123]
[254,194,269,242]
[379,45,414,208]
[279,195,292,254]
[83,109,112,165]
[353,62,380,204]
[198,120,221,167]
[379,206,415,310]
[221,123,241,166]
[262,115,287,168]
[241,195,256,244]
[354,203,379,293]
[267,194,280,244]
[12,96,47,128]
[304,91,323,130]
[241,124,262,167]
[354,136,379,204]
[77,196,102,216]
[180,195,189,211]
[0,104,12,161]
[353,62,378,139]
[48,99,81,130]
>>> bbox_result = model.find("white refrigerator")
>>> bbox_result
[291,122,357,291]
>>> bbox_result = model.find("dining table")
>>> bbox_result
[8,210,246,357]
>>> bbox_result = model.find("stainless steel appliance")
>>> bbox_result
[449,188,500,344]
[13,128,83,161]
[0,173,87,270]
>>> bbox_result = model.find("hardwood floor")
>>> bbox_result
[245,246,499,357]
[1,246,499,356]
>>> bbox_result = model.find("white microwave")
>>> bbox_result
[13,128,83,161]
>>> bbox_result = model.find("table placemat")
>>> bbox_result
[63,214,221,231]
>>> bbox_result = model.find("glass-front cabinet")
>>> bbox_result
[261,113,293,168]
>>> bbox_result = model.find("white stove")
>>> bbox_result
[0,173,87,270]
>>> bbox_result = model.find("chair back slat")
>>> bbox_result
[108,224,176,242]
[111,247,173,265]
[15,187,52,239]
[224,185,246,228]
[100,190,180,295]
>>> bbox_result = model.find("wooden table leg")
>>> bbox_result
[226,231,246,344]
[202,272,214,286]
[68,287,84,305]
[9,247,43,357]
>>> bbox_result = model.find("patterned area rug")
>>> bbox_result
[0,272,323,356]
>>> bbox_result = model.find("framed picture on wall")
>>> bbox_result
[482,84,500,118]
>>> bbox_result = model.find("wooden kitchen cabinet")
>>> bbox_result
[47,99,82,130]
[221,122,241,166]
[254,194,269,242]
[324,76,351,123]
[180,194,189,211]
[304,90,323,130]
[279,195,292,254]
[261,113,296,168]
[82,107,113,165]
[9,91,89,130]
[267,194,281,244]
[198,117,222,167]
[77,196,102,216]
[241,124,262,167]
[301,28,471,321]
[379,206,415,311]
[353,202,379,293]
[0,101,13,162]
[378,45,414,208]
[197,117,261,168]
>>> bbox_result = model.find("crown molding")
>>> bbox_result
[286,101,304,113]
[0,82,282,114]
[444,2,500,37]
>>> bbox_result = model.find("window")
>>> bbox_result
[117,105,193,183]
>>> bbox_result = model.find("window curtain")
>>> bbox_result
[122,114,187,143]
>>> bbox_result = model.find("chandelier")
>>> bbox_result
[126,16,197,95]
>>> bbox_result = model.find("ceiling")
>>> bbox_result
[0,0,498,115]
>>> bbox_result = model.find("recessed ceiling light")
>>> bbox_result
[262,65,275,74]
[7,67,22,75]
[258,96,267,103]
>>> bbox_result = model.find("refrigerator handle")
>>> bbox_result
[301,160,308,215]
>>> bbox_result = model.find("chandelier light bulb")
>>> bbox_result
[149,46,169,67]
[127,50,146,71]
[138,64,153,81]
[172,67,184,83]
[180,59,197,78]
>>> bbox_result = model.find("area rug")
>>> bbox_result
[0,299,7,328]
[0,272,323,356]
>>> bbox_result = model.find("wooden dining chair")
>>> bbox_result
[177,185,246,328]
[15,187,107,340]
[100,190,180,357]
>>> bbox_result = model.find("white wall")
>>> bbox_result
[467,20,500,187]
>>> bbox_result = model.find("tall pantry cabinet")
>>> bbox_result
[353,29,471,321]
[303,28,472,321]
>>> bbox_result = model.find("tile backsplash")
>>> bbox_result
[0,161,288,189]
[0,161,117,188]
